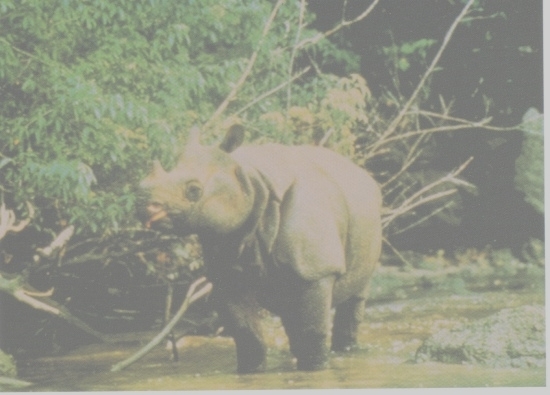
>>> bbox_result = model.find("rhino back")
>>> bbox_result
[232,144,380,212]
[232,144,381,285]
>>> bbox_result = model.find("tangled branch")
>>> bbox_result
[372,0,476,149]
[111,277,212,372]
[0,208,107,342]
[382,157,474,230]
[207,0,381,128]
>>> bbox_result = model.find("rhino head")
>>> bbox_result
[138,125,255,236]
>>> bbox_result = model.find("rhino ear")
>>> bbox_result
[220,124,245,153]
[151,160,166,177]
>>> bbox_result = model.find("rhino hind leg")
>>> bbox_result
[331,296,365,352]
[282,276,334,371]
[233,326,266,374]
[281,316,327,371]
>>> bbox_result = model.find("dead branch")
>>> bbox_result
[383,189,458,229]
[412,110,524,132]
[391,200,456,236]
[0,271,108,342]
[365,119,504,160]
[381,142,426,189]
[0,202,34,240]
[382,237,413,267]
[164,283,179,362]
[111,277,213,372]
[210,0,380,128]
[286,0,307,113]
[295,0,380,50]
[59,230,180,268]
[382,157,474,229]
[234,66,311,116]
[371,0,476,151]
[35,225,75,259]
[318,128,335,147]
[0,202,106,340]
[0,376,32,390]
[399,157,473,207]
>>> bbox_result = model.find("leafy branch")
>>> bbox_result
[207,0,380,128]
[204,0,287,129]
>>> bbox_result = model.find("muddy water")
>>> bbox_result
[16,286,545,391]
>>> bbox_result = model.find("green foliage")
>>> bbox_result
[514,108,544,214]
[0,0,541,354]
[0,348,16,378]
[1,0,537,246]
[255,73,370,157]
[382,39,437,72]
[0,0,361,236]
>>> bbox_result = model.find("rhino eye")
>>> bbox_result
[185,182,203,202]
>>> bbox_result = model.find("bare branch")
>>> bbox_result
[371,0,476,150]
[381,141,426,189]
[35,225,75,258]
[365,120,502,158]
[286,0,307,113]
[383,237,414,267]
[206,0,380,128]
[390,200,457,236]
[412,109,524,131]
[111,277,213,372]
[400,157,473,207]
[234,66,311,117]
[0,272,107,342]
[0,202,34,240]
[461,12,506,23]
[318,128,335,147]
[383,189,458,229]
[382,157,474,229]
[296,0,380,50]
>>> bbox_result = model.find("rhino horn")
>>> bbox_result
[151,160,166,178]
[187,125,202,147]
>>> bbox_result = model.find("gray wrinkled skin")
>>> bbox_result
[139,125,382,373]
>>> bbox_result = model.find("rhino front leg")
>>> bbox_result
[283,276,334,371]
[218,296,266,374]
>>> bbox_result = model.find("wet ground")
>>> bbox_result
[16,283,545,390]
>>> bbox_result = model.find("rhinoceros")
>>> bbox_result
[138,125,382,373]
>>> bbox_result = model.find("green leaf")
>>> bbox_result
[398,57,410,71]
[514,108,544,214]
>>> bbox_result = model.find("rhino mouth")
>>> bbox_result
[144,209,193,235]
[145,209,168,229]
[141,203,175,232]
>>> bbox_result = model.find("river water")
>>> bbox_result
[16,284,545,391]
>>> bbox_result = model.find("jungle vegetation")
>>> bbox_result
[0,0,543,358]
